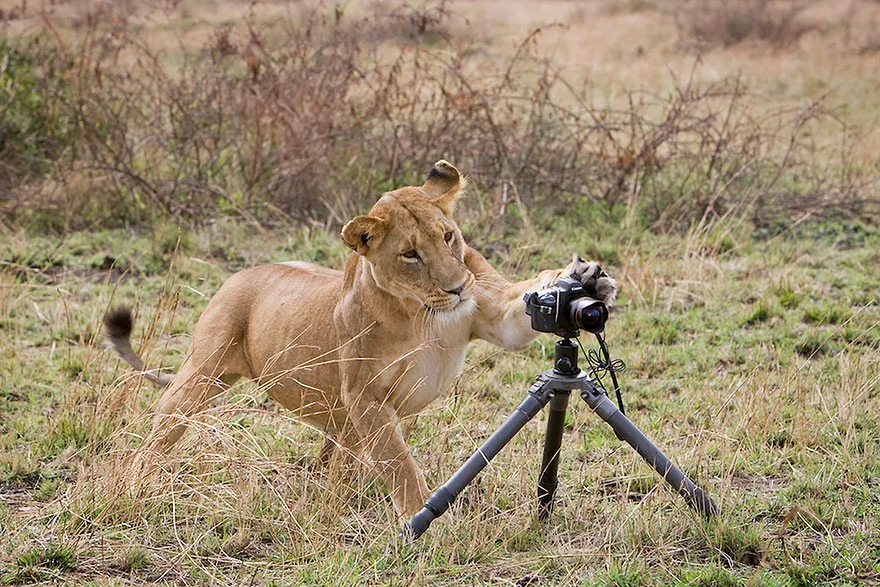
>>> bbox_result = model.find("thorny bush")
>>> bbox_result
[0,2,875,235]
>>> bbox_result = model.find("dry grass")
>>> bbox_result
[1,214,879,584]
[1,1,880,585]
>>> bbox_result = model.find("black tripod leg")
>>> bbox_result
[538,391,570,519]
[403,383,555,539]
[581,386,720,517]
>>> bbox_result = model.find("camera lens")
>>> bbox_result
[579,307,604,325]
[570,298,608,333]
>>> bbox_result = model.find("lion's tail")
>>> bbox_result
[104,307,174,388]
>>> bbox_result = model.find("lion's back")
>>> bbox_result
[198,262,345,360]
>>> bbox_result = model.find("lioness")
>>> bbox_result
[105,161,617,517]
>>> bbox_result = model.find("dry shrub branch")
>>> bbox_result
[675,0,815,49]
[0,2,874,234]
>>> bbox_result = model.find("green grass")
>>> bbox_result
[0,4,876,582]
[1,216,878,585]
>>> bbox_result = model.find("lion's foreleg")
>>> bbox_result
[342,390,429,517]
[317,425,361,468]
[466,247,568,350]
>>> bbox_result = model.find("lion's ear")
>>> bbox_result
[341,215,386,255]
[423,160,466,215]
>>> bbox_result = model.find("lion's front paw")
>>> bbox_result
[567,254,618,307]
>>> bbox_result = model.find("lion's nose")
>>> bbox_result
[445,282,466,296]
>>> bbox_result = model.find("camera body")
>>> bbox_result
[523,277,608,338]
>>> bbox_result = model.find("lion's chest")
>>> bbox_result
[390,336,470,417]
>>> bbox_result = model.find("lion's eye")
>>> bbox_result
[402,249,419,259]
[444,231,454,243]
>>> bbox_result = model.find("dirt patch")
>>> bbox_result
[0,485,38,516]
[729,473,786,498]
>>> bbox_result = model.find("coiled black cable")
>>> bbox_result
[581,332,627,415]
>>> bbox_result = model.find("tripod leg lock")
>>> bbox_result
[423,487,455,518]
[528,377,556,404]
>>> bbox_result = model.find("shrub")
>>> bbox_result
[0,39,79,198]
[0,2,873,235]
[675,0,814,49]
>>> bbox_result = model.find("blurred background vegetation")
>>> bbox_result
[1,0,877,238]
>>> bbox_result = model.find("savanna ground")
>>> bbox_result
[1,0,880,585]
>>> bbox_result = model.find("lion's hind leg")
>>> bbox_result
[144,369,227,453]
[143,340,248,453]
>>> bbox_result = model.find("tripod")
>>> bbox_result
[404,337,719,539]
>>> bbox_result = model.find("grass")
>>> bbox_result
[1,0,879,584]
[1,216,879,585]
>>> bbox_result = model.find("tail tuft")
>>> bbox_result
[104,306,134,340]
[103,306,173,388]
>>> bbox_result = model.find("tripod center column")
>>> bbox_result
[554,338,580,375]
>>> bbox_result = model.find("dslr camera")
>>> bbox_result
[524,277,608,338]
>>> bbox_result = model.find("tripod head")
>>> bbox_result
[524,277,624,411]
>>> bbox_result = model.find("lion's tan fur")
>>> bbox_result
[105,161,617,517]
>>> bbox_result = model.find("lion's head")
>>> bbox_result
[341,161,475,314]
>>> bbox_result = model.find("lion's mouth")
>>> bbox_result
[425,294,475,315]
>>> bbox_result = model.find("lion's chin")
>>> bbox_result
[426,296,476,320]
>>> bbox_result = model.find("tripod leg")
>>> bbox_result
[403,382,555,539]
[538,391,570,519]
[581,385,720,517]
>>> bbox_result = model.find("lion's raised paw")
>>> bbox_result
[567,254,618,307]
